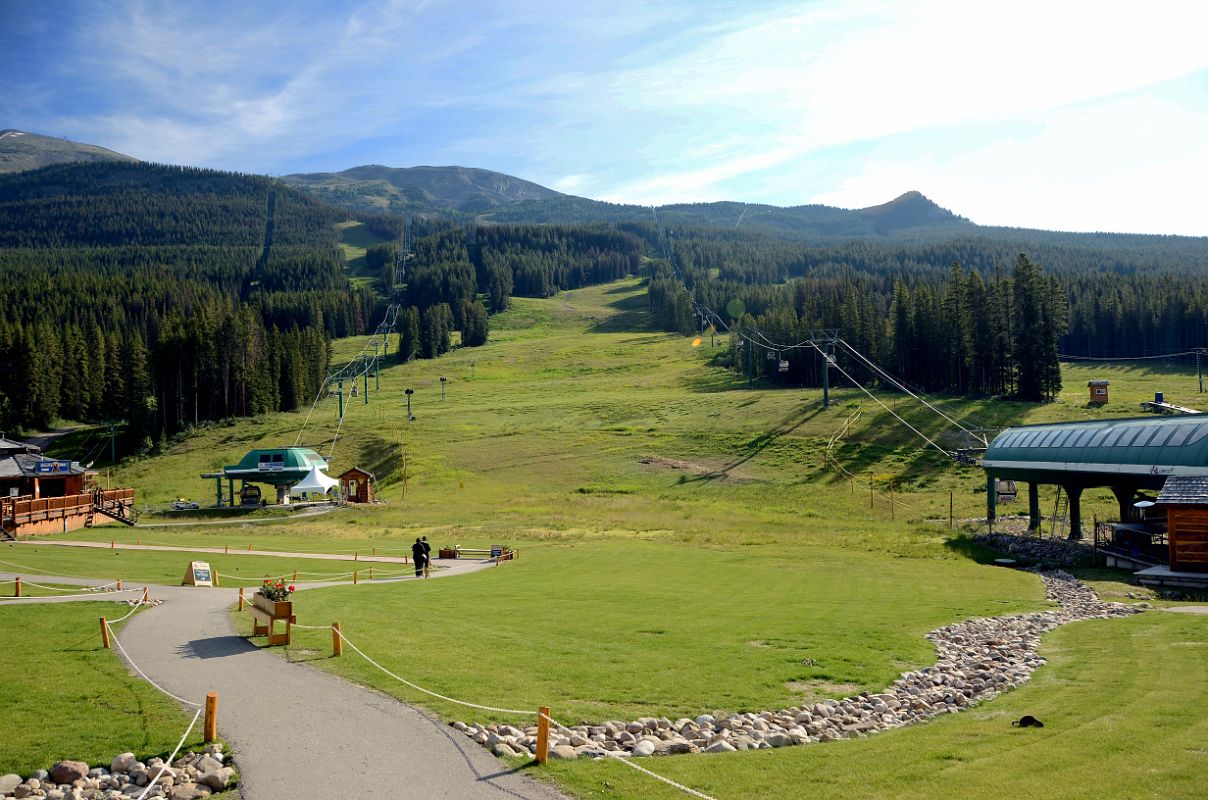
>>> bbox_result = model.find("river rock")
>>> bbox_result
[0,775,21,794]
[50,762,89,785]
[632,740,657,757]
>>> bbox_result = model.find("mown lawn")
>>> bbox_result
[255,539,1044,724]
[0,602,203,776]
[538,612,1208,800]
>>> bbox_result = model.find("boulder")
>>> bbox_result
[111,754,137,773]
[632,740,657,757]
[50,762,89,785]
[0,775,22,794]
[704,740,737,754]
[549,745,578,761]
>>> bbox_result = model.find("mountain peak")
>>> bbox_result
[857,191,970,233]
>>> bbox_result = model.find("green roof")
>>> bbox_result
[984,416,1208,478]
[223,447,328,485]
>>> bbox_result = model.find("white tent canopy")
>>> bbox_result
[289,466,339,497]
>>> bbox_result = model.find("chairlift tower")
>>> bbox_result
[808,329,840,409]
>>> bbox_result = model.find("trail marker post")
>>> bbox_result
[14,576,20,597]
[536,706,551,765]
[99,618,110,649]
[332,622,342,657]
[204,692,218,743]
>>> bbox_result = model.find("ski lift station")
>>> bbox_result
[201,447,330,507]
[982,415,1208,588]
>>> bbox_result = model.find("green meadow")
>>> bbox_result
[11,278,1208,798]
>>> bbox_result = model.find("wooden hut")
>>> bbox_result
[1155,476,1208,573]
[338,467,375,504]
[1087,380,1110,405]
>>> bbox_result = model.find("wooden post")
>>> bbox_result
[949,491,954,529]
[99,618,111,649]
[292,569,298,582]
[141,587,149,604]
[14,576,20,597]
[536,706,551,765]
[870,482,874,509]
[213,571,220,587]
[353,571,359,585]
[224,544,229,555]
[372,547,377,557]
[369,566,373,580]
[136,538,141,546]
[117,579,122,591]
[332,622,343,656]
[204,692,218,743]
[354,551,359,562]
[238,587,245,611]
[111,539,115,549]
[247,543,253,551]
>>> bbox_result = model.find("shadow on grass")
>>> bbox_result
[683,405,824,484]
[942,534,1016,565]
[589,292,661,334]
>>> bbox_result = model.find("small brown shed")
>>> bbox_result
[1087,380,1110,405]
[338,467,375,504]
[1156,476,1208,573]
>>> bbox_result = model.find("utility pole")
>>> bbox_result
[1199,349,1203,393]
[338,381,344,419]
[363,357,369,404]
[405,388,414,422]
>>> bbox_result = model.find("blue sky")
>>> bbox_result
[4,0,1208,234]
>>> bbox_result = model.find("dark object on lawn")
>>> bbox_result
[1012,715,1044,728]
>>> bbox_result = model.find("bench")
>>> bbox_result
[247,602,296,646]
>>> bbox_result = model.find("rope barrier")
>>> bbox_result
[21,580,118,592]
[242,605,719,799]
[539,711,719,800]
[0,559,112,578]
[107,622,202,709]
[107,598,149,624]
[131,708,203,800]
[6,587,142,601]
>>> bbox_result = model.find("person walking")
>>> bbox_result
[421,536,432,578]
[411,537,426,578]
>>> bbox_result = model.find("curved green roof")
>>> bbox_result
[984,416,1208,477]
[223,447,328,485]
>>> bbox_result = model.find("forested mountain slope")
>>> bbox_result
[280,164,563,215]
[0,162,377,447]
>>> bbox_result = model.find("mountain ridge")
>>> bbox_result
[0,129,139,173]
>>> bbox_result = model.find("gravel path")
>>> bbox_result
[5,561,566,800]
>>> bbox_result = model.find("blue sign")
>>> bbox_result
[34,460,72,474]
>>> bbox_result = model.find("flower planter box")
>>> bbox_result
[439,547,457,559]
[249,593,295,645]
[252,593,292,618]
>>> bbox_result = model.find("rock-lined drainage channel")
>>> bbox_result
[457,571,1142,760]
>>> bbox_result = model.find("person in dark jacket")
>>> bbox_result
[411,538,426,578]
[421,536,432,578]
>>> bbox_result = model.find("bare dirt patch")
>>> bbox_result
[785,680,861,702]
[638,454,751,482]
